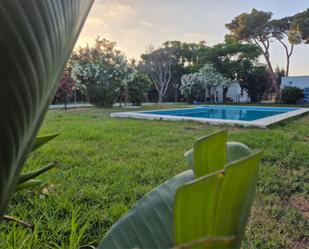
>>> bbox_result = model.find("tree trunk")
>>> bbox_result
[174,84,178,103]
[285,49,292,76]
[204,87,207,103]
[277,39,293,77]
[158,93,163,103]
[64,91,67,110]
[282,43,292,77]
[254,39,280,101]
[223,87,228,103]
[125,84,128,107]
[263,54,280,101]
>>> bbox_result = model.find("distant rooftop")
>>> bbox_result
[282,75,309,79]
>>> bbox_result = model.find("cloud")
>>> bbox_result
[139,21,166,32]
[86,17,106,29]
[74,36,96,48]
[96,2,138,25]
[74,17,112,49]
[80,17,109,36]
[183,32,207,42]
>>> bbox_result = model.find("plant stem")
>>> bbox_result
[3,215,34,231]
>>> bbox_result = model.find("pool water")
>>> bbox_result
[144,106,298,121]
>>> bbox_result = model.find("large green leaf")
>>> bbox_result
[174,151,263,248]
[98,170,195,249]
[174,170,225,245]
[174,236,236,249]
[0,0,94,216]
[18,162,58,184]
[226,142,252,163]
[31,134,59,153]
[15,179,42,192]
[193,130,227,177]
[98,131,260,249]
[185,141,252,170]
[214,151,263,246]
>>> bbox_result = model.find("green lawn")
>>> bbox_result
[1,107,308,249]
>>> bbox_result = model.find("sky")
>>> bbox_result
[75,0,309,76]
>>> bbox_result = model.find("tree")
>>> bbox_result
[180,73,204,103]
[226,8,309,97]
[71,37,134,107]
[162,41,207,102]
[291,8,309,44]
[199,64,232,103]
[275,66,286,88]
[128,73,152,106]
[140,47,175,103]
[240,65,271,102]
[225,9,280,98]
[199,41,262,101]
[269,17,301,76]
[139,41,207,103]
[55,72,76,109]
[180,64,232,103]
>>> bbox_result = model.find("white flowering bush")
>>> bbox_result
[180,64,232,103]
[180,73,204,103]
[71,38,135,107]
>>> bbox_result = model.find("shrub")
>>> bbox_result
[180,64,232,103]
[180,73,203,103]
[128,73,152,106]
[86,83,119,108]
[54,72,76,108]
[281,86,304,104]
[71,38,135,107]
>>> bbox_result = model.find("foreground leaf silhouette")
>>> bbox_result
[0,0,94,217]
[98,130,263,249]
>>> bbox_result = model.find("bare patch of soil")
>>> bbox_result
[289,237,309,249]
[291,196,309,219]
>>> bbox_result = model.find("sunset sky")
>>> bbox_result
[76,0,309,76]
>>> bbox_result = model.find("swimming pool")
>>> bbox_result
[111,105,309,128]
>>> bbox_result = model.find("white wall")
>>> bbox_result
[281,76,309,89]
[226,83,250,103]
[204,83,250,103]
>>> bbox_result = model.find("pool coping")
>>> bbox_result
[111,106,309,128]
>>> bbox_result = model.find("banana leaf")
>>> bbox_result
[173,236,236,249]
[185,141,252,171]
[98,131,262,249]
[0,0,94,216]
[193,130,227,177]
[98,170,195,249]
[174,151,263,248]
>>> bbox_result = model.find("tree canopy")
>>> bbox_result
[139,47,176,103]
[71,37,134,107]
[291,8,309,44]
[180,64,232,103]
[62,7,308,105]
[226,8,309,98]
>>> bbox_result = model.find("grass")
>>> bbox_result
[1,107,308,249]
